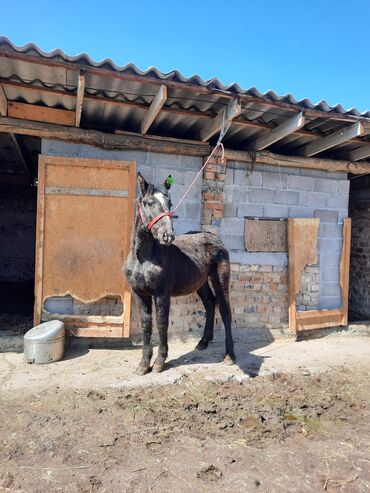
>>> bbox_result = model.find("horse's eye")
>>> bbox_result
[147,200,154,207]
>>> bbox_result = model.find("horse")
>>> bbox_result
[123,172,235,375]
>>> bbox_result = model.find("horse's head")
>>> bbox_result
[137,172,175,246]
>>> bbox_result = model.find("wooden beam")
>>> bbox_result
[8,101,75,126]
[75,71,85,127]
[340,218,351,325]
[200,98,241,142]
[0,86,7,116]
[301,121,365,157]
[1,115,370,174]
[251,112,305,150]
[348,144,370,162]
[141,84,167,134]
[9,133,32,177]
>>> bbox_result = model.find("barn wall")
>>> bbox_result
[349,189,370,320]
[40,140,350,336]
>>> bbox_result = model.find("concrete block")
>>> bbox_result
[289,206,315,218]
[262,171,288,189]
[323,268,340,282]
[326,195,349,209]
[337,180,350,194]
[185,202,201,219]
[234,169,262,187]
[179,155,203,171]
[320,296,342,310]
[225,169,234,185]
[44,296,73,315]
[322,253,341,268]
[287,175,314,191]
[221,234,245,250]
[229,251,288,266]
[237,203,264,218]
[338,209,348,223]
[227,160,245,170]
[220,218,245,236]
[318,238,342,253]
[223,201,237,218]
[299,192,326,208]
[322,223,343,238]
[314,209,338,223]
[224,186,248,203]
[264,204,289,218]
[314,178,338,193]
[255,163,300,176]
[275,190,300,205]
[248,187,275,203]
[174,219,201,236]
[137,165,154,182]
[147,152,181,169]
[321,282,342,297]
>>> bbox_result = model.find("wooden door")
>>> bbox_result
[34,155,136,337]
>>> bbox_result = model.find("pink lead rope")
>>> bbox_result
[172,142,224,213]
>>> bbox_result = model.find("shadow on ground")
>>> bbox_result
[166,328,275,377]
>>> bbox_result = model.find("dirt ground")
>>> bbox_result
[1,334,370,493]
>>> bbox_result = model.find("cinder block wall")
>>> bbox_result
[41,140,350,335]
[222,161,349,314]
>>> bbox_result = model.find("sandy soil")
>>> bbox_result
[1,335,370,492]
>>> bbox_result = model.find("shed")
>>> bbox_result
[1,37,369,339]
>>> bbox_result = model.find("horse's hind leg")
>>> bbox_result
[195,281,216,351]
[210,260,235,364]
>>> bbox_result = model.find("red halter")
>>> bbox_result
[139,206,173,231]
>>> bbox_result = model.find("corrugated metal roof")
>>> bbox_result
[0,36,369,166]
[1,36,369,118]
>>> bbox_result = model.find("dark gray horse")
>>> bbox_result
[123,173,235,375]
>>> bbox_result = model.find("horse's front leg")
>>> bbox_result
[153,295,170,373]
[134,293,153,375]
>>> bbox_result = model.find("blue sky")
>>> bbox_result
[2,0,369,112]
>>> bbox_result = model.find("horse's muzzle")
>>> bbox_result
[161,231,175,245]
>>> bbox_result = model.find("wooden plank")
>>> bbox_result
[45,186,129,197]
[245,219,287,252]
[348,145,370,162]
[68,327,124,338]
[296,308,343,320]
[301,121,365,157]
[141,84,167,134]
[251,112,305,151]
[33,157,46,325]
[1,115,370,174]
[340,218,351,325]
[75,71,85,127]
[8,101,75,126]
[0,86,7,116]
[296,313,344,331]
[200,98,241,142]
[288,218,320,333]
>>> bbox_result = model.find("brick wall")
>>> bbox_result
[349,203,370,319]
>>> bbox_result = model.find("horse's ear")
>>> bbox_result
[137,172,149,195]
[164,175,174,190]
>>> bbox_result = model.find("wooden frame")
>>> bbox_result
[34,155,136,337]
[288,218,351,332]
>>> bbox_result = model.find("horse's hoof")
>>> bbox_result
[223,353,235,365]
[152,361,165,373]
[134,365,151,376]
[195,339,208,350]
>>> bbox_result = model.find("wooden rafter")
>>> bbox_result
[251,111,305,151]
[8,101,75,126]
[141,84,167,134]
[200,98,241,142]
[9,133,32,176]
[0,85,7,116]
[75,70,85,127]
[301,121,365,157]
[348,144,370,162]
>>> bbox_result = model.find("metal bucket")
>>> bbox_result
[24,320,65,364]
